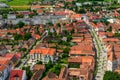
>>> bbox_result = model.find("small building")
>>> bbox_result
[0,44,7,56]
[31,64,45,80]
[7,14,16,19]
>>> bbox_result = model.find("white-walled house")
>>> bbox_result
[30,48,56,63]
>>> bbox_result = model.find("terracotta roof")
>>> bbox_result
[0,58,9,71]
[69,49,95,56]
[37,10,43,13]
[103,38,120,42]
[70,14,82,19]
[33,64,45,71]
[42,72,58,80]
[30,48,55,56]
[31,5,52,9]
[9,70,24,80]
[71,37,83,42]
[68,56,94,63]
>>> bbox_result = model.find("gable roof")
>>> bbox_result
[9,70,24,80]
[30,48,56,56]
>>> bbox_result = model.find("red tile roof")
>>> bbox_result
[30,48,55,56]
[9,70,24,80]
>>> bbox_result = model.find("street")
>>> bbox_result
[88,24,107,80]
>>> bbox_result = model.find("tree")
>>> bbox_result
[2,14,7,19]
[79,8,86,13]
[22,66,33,80]
[107,26,112,32]
[62,47,70,58]
[16,14,24,18]
[23,33,32,40]
[105,21,110,25]
[114,32,120,37]
[13,34,22,40]
[67,35,72,42]
[51,63,62,75]
[45,60,53,70]
[17,21,25,28]
[103,71,120,80]
[56,23,61,27]
[36,61,42,64]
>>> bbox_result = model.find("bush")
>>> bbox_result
[103,71,120,80]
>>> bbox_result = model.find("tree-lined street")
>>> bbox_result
[88,23,107,80]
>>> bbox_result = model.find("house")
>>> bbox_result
[9,69,27,80]
[30,48,56,63]
[69,42,95,56]
[42,67,68,80]
[37,10,43,15]
[7,14,16,19]
[32,34,41,40]
[107,44,120,71]
[5,53,21,67]
[70,14,82,21]
[0,44,7,56]
[0,58,11,80]
[31,64,45,80]
[68,56,95,80]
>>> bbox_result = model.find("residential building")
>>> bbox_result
[42,67,68,80]
[107,44,120,71]
[9,70,27,80]
[0,58,11,80]
[31,64,45,80]
[68,56,95,80]
[30,48,56,63]
[0,44,7,56]
[7,14,16,20]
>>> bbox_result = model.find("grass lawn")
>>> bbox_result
[0,0,34,6]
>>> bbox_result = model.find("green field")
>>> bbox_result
[0,0,34,6]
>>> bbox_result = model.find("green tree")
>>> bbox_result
[22,66,33,80]
[17,21,25,28]
[62,47,70,58]
[107,26,112,32]
[105,21,110,25]
[13,34,22,40]
[67,35,72,42]
[51,63,62,75]
[114,32,120,37]
[103,71,120,80]
[2,14,7,19]
[36,61,42,64]
[23,33,32,40]
[16,14,24,18]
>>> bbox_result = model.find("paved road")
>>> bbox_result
[88,24,107,80]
